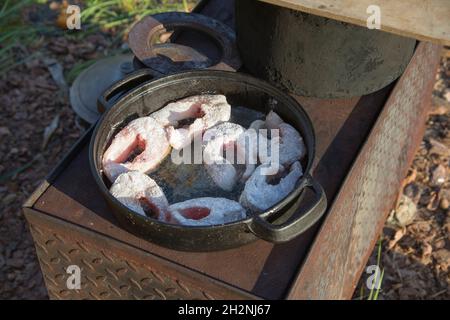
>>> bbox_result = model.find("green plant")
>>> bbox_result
[80,0,190,36]
[355,237,385,300]
[0,0,34,74]
[367,238,385,300]
[65,58,98,84]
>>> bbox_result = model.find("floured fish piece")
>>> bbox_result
[110,171,169,221]
[151,94,231,150]
[244,119,271,178]
[265,110,284,130]
[167,197,246,226]
[203,122,245,191]
[203,122,257,191]
[239,161,303,212]
[102,117,171,182]
[259,111,306,166]
[249,119,265,131]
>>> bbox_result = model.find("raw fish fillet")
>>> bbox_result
[168,197,246,226]
[102,117,171,182]
[240,161,303,212]
[151,95,231,150]
[110,171,169,221]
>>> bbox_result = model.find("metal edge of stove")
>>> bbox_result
[337,42,441,299]
[23,125,95,209]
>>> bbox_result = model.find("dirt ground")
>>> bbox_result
[0,31,449,299]
[0,34,104,299]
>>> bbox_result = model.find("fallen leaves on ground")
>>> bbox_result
[0,32,111,299]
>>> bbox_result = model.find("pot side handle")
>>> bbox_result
[97,68,162,114]
[248,175,327,243]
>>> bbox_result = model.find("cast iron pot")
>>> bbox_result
[236,0,416,98]
[90,69,327,251]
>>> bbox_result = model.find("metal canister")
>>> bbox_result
[236,0,416,98]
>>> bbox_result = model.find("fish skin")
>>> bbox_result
[110,171,169,221]
[168,197,246,226]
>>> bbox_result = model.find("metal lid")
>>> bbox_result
[69,54,135,124]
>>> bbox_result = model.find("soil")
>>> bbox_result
[0,34,109,299]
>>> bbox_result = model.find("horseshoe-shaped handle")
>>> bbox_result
[97,69,162,113]
[248,175,327,243]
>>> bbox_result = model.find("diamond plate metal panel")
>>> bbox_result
[25,210,253,300]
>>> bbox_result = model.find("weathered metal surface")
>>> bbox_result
[236,0,416,98]
[129,12,241,73]
[70,54,135,124]
[25,208,256,300]
[287,42,442,300]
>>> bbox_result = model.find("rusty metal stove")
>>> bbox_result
[23,0,442,299]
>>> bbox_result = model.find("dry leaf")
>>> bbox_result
[42,115,60,150]
[426,192,439,211]
[422,242,433,257]
[429,138,450,157]
[0,126,11,136]
[388,228,406,250]
[431,165,447,186]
